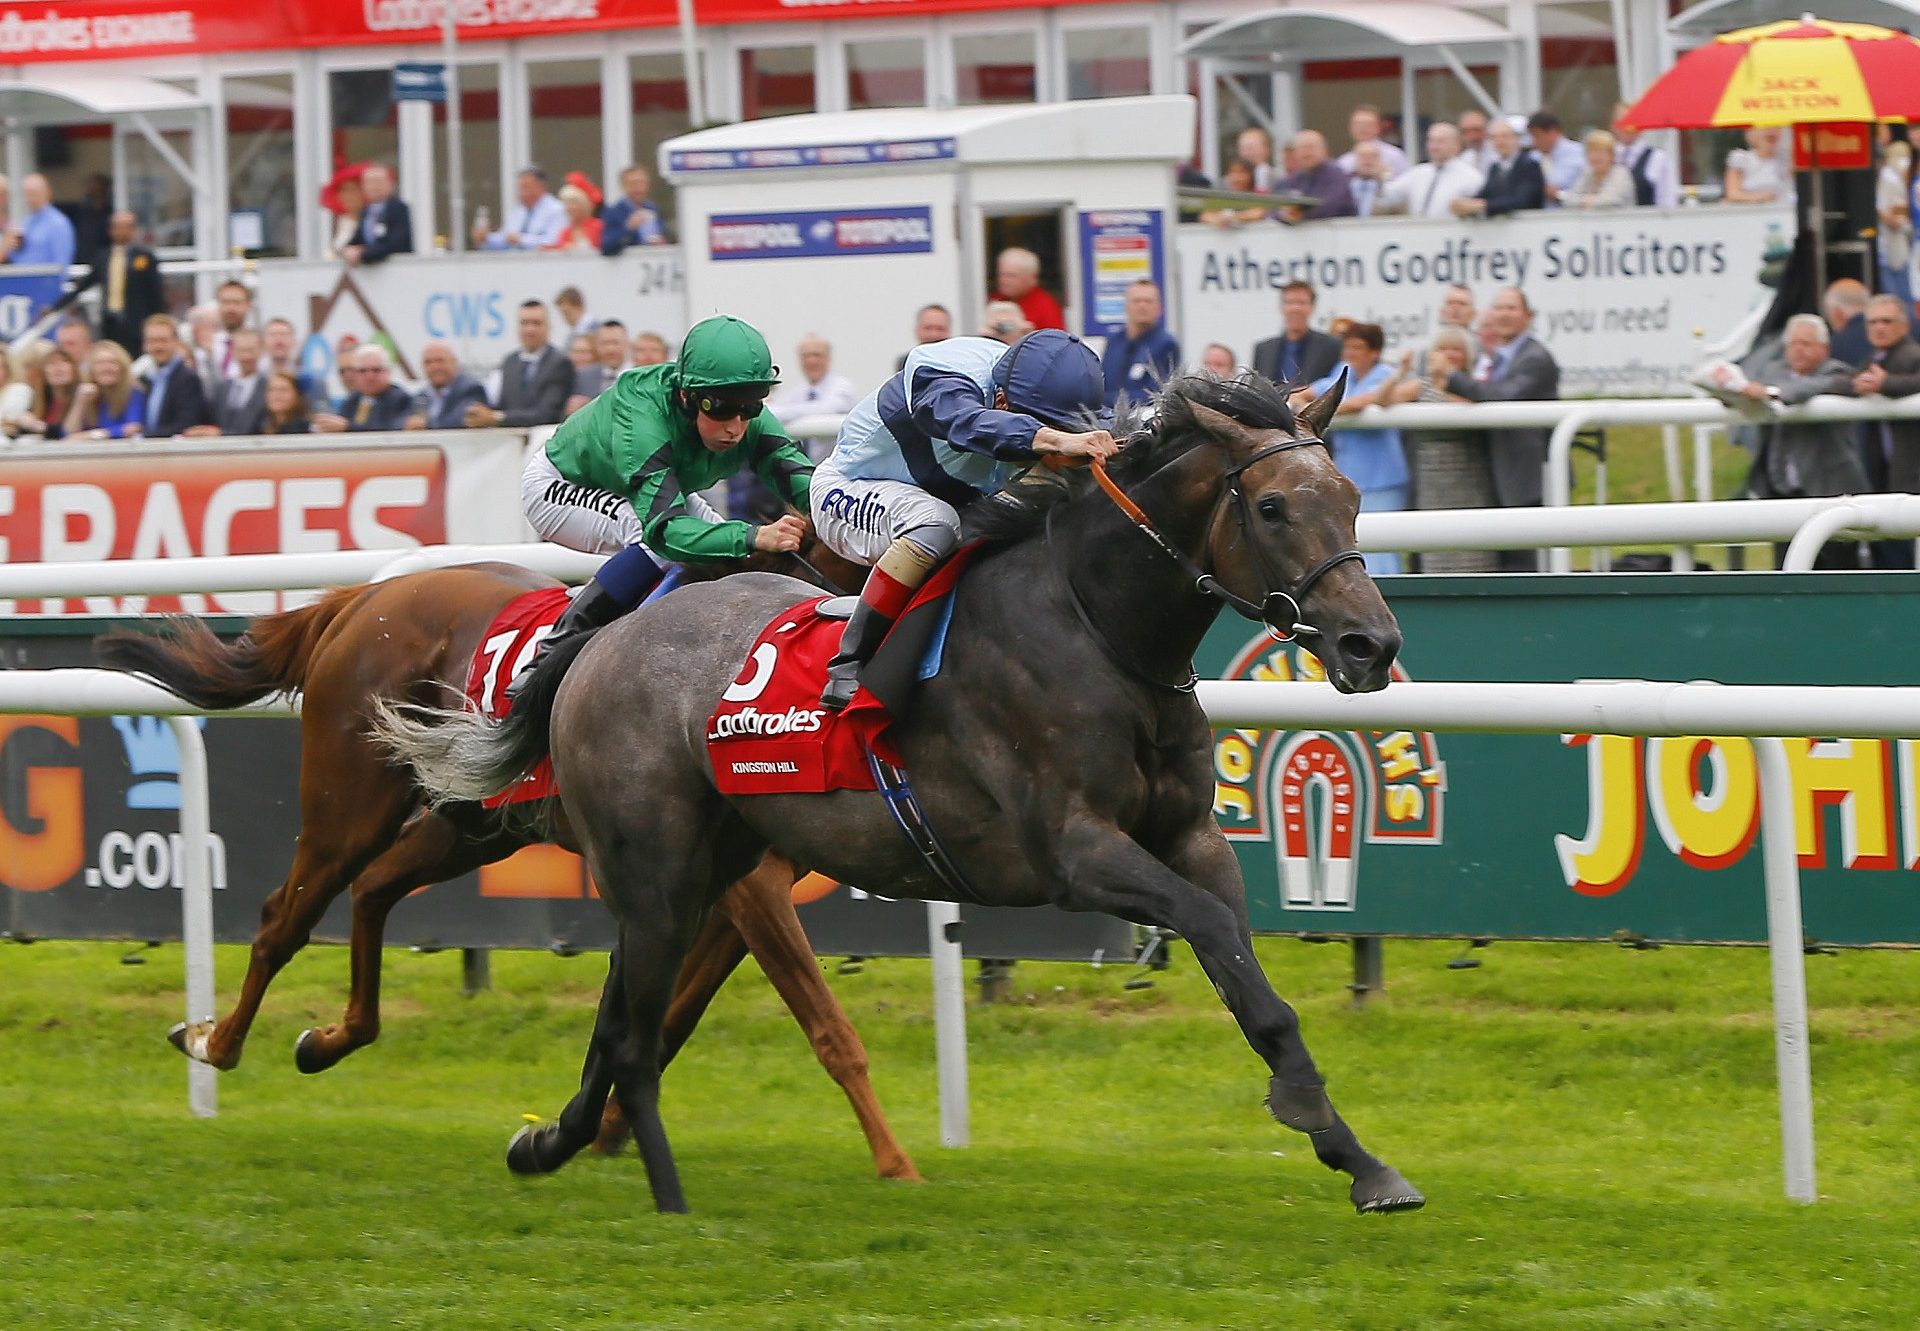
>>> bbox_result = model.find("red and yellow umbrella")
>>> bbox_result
[1620,15,1920,130]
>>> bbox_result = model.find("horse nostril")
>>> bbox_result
[1338,632,1381,666]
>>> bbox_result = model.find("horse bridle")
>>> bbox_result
[1090,437,1366,644]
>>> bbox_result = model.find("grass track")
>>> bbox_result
[4,936,1918,1329]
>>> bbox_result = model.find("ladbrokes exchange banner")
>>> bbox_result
[1201,572,1920,947]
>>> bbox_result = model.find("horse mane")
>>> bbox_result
[963,373,1299,547]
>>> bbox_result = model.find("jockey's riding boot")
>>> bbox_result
[506,544,663,708]
[820,598,895,712]
[821,536,940,711]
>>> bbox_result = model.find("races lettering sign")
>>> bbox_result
[709,208,936,262]
[0,445,446,615]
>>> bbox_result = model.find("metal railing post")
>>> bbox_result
[926,901,970,1148]
[1754,737,1816,1204]
[167,716,217,1121]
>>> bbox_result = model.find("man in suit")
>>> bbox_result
[1443,287,1561,568]
[314,345,414,433]
[1451,118,1546,218]
[1736,314,1864,568]
[466,299,572,428]
[570,320,630,407]
[1850,294,1920,567]
[1252,281,1342,387]
[1824,278,1871,366]
[55,210,162,354]
[600,165,669,255]
[1275,130,1354,222]
[213,328,269,436]
[343,163,413,266]
[407,340,488,430]
[210,280,254,380]
[141,315,216,437]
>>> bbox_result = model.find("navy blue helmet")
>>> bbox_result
[991,329,1112,431]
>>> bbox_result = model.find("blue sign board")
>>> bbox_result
[0,270,63,340]
[669,139,957,174]
[393,63,447,104]
[709,207,936,262]
[1077,208,1166,338]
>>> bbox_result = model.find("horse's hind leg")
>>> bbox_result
[174,839,380,1070]
[510,947,629,1176]
[292,808,512,1074]
[723,854,922,1182]
[592,899,753,1156]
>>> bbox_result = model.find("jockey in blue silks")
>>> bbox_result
[810,329,1117,710]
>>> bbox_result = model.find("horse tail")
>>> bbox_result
[367,622,602,806]
[94,586,368,709]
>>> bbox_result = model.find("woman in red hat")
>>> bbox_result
[321,163,368,259]
[546,171,603,252]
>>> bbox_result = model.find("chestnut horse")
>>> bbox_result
[97,554,919,1180]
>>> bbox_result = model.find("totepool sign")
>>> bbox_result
[1199,573,1920,946]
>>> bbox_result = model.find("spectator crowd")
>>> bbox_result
[6,116,1915,576]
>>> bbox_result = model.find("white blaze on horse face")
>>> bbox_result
[723,642,779,703]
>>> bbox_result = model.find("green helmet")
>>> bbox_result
[675,315,780,391]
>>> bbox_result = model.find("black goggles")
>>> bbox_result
[693,393,765,421]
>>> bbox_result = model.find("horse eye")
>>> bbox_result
[1257,495,1286,523]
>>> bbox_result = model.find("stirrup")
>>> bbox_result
[820,664,860,712]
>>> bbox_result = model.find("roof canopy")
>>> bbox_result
[1670,0,1920,40]
[0,71,203,127]
[661,97,1195,179]
[1181,2,1517,63]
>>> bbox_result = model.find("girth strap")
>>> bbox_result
[866,747,988,906]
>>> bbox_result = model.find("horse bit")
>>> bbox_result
[1090,436,1366,645]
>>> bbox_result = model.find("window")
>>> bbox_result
[433,63,501,246]
[954,32,1036,106]
[224,73,297,257]
[633,51,695,235]
[847,39,925,110]
[1064,28,1150,101]
[740,46,816,120]
[527,58,602,187]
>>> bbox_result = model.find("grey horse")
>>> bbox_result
[376,374,1423,1216]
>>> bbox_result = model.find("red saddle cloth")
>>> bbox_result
[463,585,574,808]
[707,550,976,796]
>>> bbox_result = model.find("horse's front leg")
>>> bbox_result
[1052,813,1423,1213]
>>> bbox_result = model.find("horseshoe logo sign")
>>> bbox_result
[1275,733,1361,912]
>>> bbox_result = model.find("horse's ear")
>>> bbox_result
[1184,399,1246,443]
[1295,367,1348,439]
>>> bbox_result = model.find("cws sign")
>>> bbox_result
[1212,633,1445,914]
[0,445,446,615]
[709,207,935,261]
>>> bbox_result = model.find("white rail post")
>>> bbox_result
[925,901,970,1148]
[168,717,217,1120]
[1543,405,1598,573]
[1754,736,1816,1203]
[1783,503,1865,572]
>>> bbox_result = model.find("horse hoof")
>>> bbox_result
[507,1123,559,1177]
[1351,1168,1426,1215]
[168,1020,221,1066]
[293,1029,331,1076]
[1266,1078,1336,1133]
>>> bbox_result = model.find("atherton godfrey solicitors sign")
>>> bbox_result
[0,0,1123,61]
